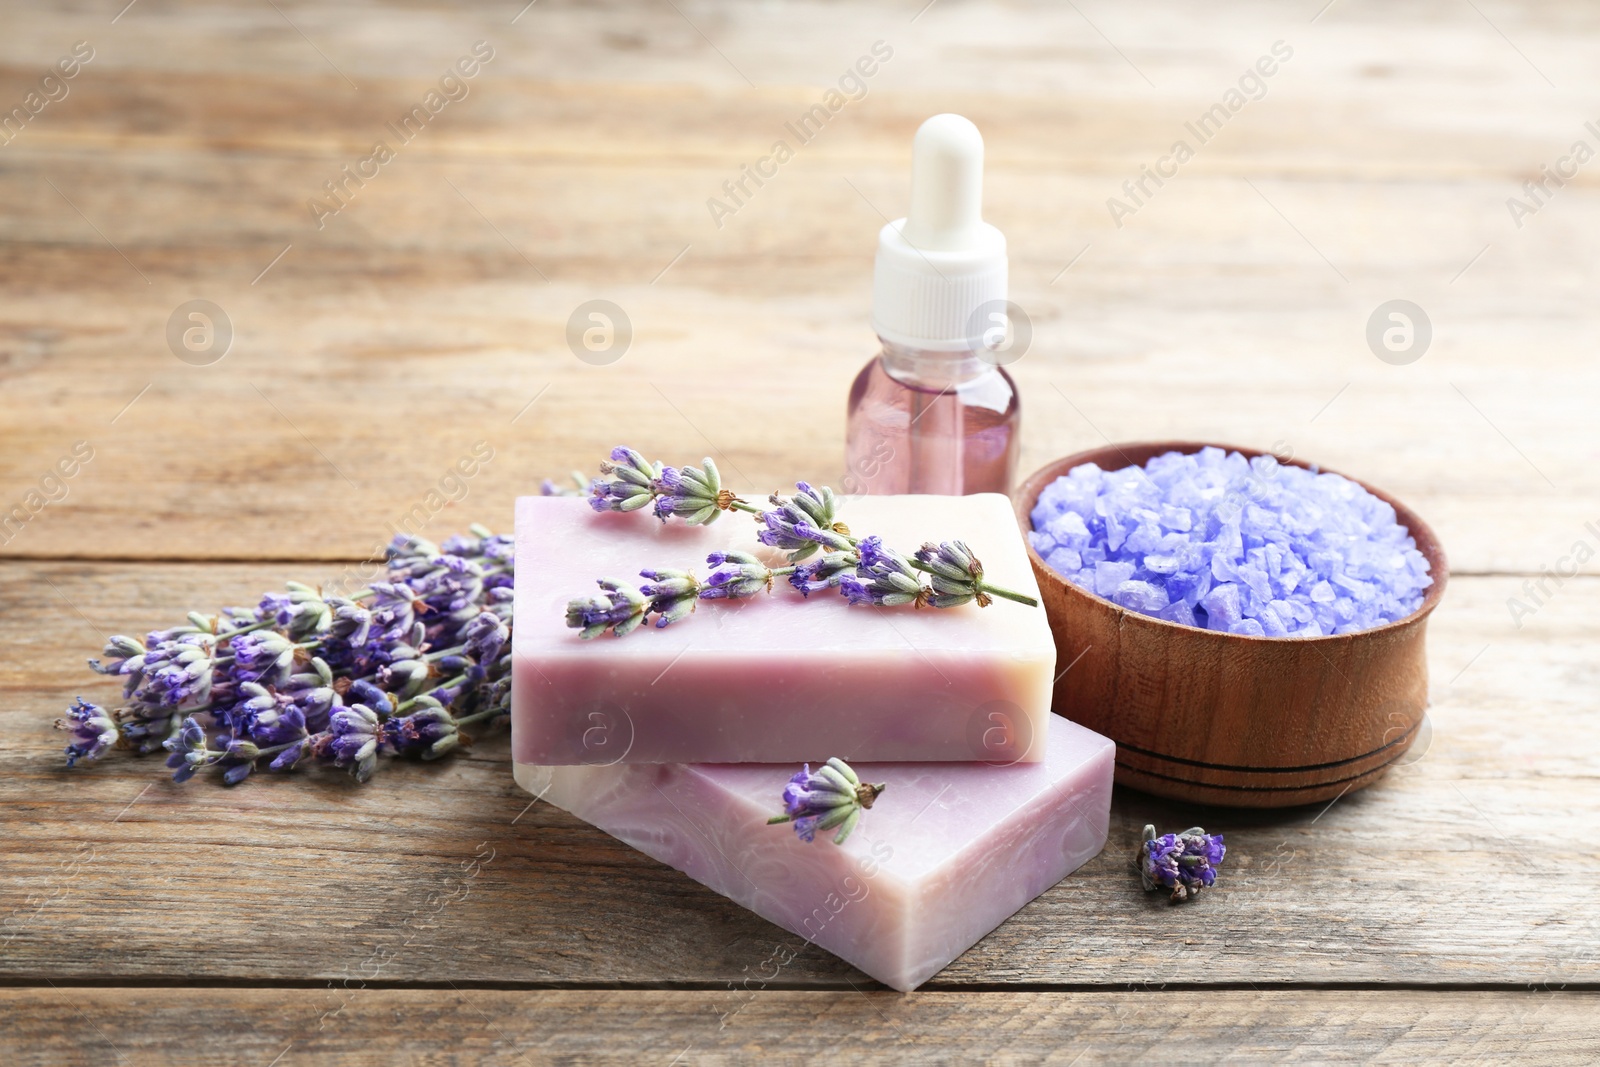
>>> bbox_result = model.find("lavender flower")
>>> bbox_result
[133,634,217,709]
[56,698,118,766]
[162,715,214,783]
[589,446,660,514]
[652,459,733,525]
[839,536,927,608]
[788,550,858,597]
[228,630,296,687]
[766,757,885,845]
[913,540,993,608]
[756,483,849,562]
[639,567,701,626]
[60,524,516,787]
[542,471,588,497]
[1137,824,1226,903]
[699,551,773,601]
[315,704,381,782]
[383,696,460,759]
[566,578,650,639]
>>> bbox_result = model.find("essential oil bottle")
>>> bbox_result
[845,113,1019,496]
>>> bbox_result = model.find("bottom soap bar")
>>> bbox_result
[514,717,1114,991]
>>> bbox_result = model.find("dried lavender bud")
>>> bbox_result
[839,536,927,608]
[766,757,885,845]
[541,471,588,497]
[56,698,118,766]
[699,551,773,601]
[384,696,460,760]
[914,540,993,608]
[589,446,661,514]
[652,459,733,525]
[639,567,702,626]
[565,578,650,639]
[260,581,333,639]
[162,716,215,784]
[788,550,858,597]
[131,635,219,710]
[756,483,848,562]
[228,630,296,687]
[1137,824,1226,903]
[314,705,381,782]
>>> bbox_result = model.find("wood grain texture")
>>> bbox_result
[4,561,1597,988]
[3,989,1599,1066]
[0,0,1595,572]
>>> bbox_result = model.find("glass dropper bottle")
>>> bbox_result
[844,113,1020,497]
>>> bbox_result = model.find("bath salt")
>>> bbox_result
[1028,448,1432,637]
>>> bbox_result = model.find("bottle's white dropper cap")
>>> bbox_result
[871,114,1007,353]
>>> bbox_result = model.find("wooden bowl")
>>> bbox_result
[1014,442,1448,808]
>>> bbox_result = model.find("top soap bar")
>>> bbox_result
[512,493,1056,764]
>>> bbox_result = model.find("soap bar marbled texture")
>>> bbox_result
[514,716,1114,991]
[513,493,1055,764]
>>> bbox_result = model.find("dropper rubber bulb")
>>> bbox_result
[900,114,987,252]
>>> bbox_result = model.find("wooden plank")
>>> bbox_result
[4,561,1597,987]
[0,3,1595,570]
[2,988,1598,1065]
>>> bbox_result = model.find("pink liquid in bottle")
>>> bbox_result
[845,342,1019,495]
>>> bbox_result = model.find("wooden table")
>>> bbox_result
[4,0,1598,1061]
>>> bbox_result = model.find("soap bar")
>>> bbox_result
[515,716,1114,991]
[513,493,1055,765]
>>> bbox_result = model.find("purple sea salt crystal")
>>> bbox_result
[1137,824,1226,903]
[840,536,926,608]
[652,459,731,525]
[314,704,381,782]
[913,541,992,609]
[788,550,857,597]
[589,446,660,514]
[565,578,649,639]
[1031,448,1431,637]
[56,698,118,766]
[699,551,772,602]
[766,757,885,845]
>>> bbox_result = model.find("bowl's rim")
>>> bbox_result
[1014,440,1450,646]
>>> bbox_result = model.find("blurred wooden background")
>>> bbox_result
[3,0,1599,1062]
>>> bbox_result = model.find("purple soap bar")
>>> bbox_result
[513,494,1055,764]
[514,716,1114,991]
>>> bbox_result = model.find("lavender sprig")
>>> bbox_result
[59,524,515,786]
[766,757,885,845]
[700,551,774,601]
[1137,824,1227,903]
[840,537,925,608]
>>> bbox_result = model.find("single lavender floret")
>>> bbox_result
[652,459,731,525]
[589,446,660,514]
[639,567,702,626]
[789,550,858,597]
[565,578,650,639]
[56,698,118,766]
[766,757,885,845]
[913,540,993,609]
[1137,824,1226,903]
[840,536,926,607]
[756,483,847,562]
[698,551,772,601]
[1031,449,1431,637]
[314,704,382,782]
